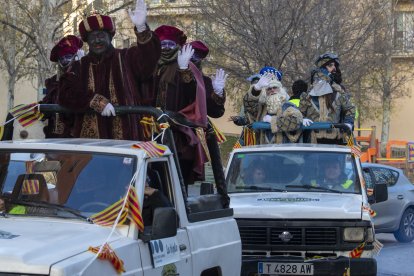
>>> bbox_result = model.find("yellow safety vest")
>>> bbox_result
[289,98,300,107]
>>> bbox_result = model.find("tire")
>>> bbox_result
[393,208,414,243]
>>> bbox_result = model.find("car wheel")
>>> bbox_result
[394,208,414,243]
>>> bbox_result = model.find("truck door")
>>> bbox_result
[139,160,192,275]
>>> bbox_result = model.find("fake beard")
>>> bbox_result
[265,88,289,115]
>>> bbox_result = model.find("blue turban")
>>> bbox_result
[259,66,283,81]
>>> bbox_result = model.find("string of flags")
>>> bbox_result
[347,135,362,157]
[362,205,377,217]
[88,243,125,274]
[9,103,44,127]
[90,186,144,232]
[132,141,167,158]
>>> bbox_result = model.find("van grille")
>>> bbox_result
[239,226,338,246]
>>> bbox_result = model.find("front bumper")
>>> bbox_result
[241,255,377,276]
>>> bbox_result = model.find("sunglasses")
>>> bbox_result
[267,86,279,91]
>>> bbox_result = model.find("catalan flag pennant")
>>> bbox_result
[22,161,39,195]
[132,141,167,158]
[90,186,144,232]
[126,186,144,231]
[209,119,226,144]
[88,243,125,274]
[140,116,160,140]
[347,134,362,157]
[243,127,256,146]
[362,206,377,217]
[9,103,44,128]
[233,140,242,149]
[89,198,128,227]
[349,242,365,258]
[343,267,351,276]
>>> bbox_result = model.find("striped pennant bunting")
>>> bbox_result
[243,127,256,146]
[132,141,167,158]
[9,103,44,128]
[209,119,226,144]
[127,186,144,231]
[89,198,128,227]
[362,205,377,217]
[90,186,144,232]
[22,161,39,195]
[88,243,125,274]
[346,134,362,157]
[349,242,365,258]
[233,140,242,149]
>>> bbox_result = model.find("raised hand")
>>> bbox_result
[128,0,147,32]
[212,68,228,96]
[177,44,194,70]
[254,73,272,91]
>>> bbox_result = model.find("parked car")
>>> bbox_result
[362,163,414,242]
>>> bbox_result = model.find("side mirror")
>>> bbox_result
[373,183,388,204]
[200,182,214,195]
[151,207,178,240]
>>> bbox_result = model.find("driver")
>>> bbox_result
[312,156,353,192]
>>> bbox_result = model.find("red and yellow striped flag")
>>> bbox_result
[89,198,128,227]
[127,186,144,231]
[9,103,44,127]
[362,206,377,217]
[209,119,226,144]
[22,161,39,195]
[90,186,144,231]
[349,242,365,258]
[132,141,167,158]
[347,135,362,157]
[243,127,256,146]
[233,140,242,149]
[88,243,125,274]
[139,116,160,140]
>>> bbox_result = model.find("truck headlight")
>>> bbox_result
[343,227,365,242]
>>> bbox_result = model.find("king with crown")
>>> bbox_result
[58,0,161,140]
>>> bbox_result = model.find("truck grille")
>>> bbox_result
[239,226,338,246]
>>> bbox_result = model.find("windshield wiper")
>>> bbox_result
[285,184,342,193]
[9,200,92,222]
[235,185,285,192]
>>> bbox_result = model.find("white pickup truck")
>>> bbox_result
[225,143,388,276]
[0,138,241,275]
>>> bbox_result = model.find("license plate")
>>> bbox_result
[258,262,314,275]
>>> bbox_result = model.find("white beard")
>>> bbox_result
[265,88,289,115]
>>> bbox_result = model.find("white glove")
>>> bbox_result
[345,123,353,131]
[254,73,272,91]
[75,49,85,60]
[128,0,147,32]
[212,69,228,96]
[303,118,313,127]
[101,103,116,117]
[262,115,272,123]
[177,44,194,70]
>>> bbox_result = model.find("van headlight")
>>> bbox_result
[366,228,374,242]
[343,227,365,242]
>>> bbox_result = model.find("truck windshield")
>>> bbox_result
[226,151,360,194]
[0,151,136,217]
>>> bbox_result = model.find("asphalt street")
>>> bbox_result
[376,233,414,276]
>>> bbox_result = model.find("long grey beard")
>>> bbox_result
[265,88,289,115]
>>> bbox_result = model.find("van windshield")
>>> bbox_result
[226,151,360,194]
[0,151,136,217]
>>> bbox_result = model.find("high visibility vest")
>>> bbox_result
[289,98,300,107]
